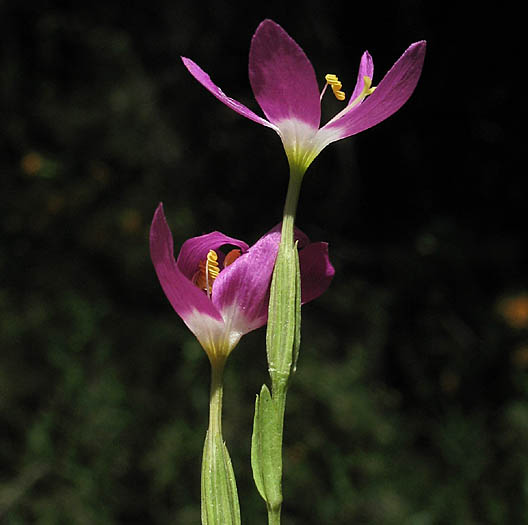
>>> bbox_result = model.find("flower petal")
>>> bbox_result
[176,231,249,281]
[181,57,278,131]
[298,242,335,304]
[183,308,241,361]
[249,19,321,128]
[211,227,281,335]
[348,51,374,104]
[149,203,224,328]
[211,223,330,335]
[323,40,426,140]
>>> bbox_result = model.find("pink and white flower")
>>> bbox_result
[150,203,334,364]
[182,19,426,174]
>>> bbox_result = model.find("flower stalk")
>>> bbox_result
[267,167,303,387]
[251,167,304,525]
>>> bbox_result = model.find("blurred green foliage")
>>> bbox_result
[1,1,526,524]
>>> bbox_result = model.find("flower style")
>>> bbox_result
[150,203,334,365]
[182,19,426,175]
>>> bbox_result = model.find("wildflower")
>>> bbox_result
[149,203,334,365]
[182,19,426,175]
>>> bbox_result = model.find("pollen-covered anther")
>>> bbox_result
[224,249,241,267]
[193,249,220,294]
[324,73,346,101]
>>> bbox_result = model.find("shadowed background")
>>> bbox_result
[1,1,526,523]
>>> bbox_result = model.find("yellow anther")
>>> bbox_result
[224,249,241,267]
[325,73,346,101]
[324,74,377,127]
[205,250,220,282]
[193,249,220,295]
[325,74,339,83]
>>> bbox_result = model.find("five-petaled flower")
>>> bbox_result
[150,203,334,365]
[182,19,426,175]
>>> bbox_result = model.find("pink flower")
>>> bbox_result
[182,19,426,174]
[150,203,334,364]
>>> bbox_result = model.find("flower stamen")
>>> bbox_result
[224,249,241,267]
[325,75,376,127]
[192,249,241,297]
[321,73,346,101]
[193,249,220,296]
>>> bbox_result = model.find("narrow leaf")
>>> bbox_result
[250,383,283,508]
[266,244,298,385]
[291,242,302,375]
[250,387,266,500]
[201,430,241,525]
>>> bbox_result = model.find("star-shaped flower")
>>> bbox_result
[182,19,426,175]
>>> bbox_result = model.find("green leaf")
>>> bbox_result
[251,385,267,501]
[250,383,284,509]
[201,430,241,525]
[291,241,302,375]
[266,243,300,386]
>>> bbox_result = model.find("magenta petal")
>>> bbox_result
[249,19,321,127]
[212,228,281,335]
[149,203,223,325]
[293,226,310,250]
[211,223,332,335]
[176,231,249,281]
[181,57,277,130]
[299,242,335,304]
[324,40,426,139]
[349,51,374,104]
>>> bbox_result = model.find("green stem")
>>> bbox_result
[280,167,304,249]
[268,504,282,525]
[264,167,304,524]
[208,359,225,436]
[251,166,305,524]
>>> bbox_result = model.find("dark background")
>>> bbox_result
[1,1,526,523]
